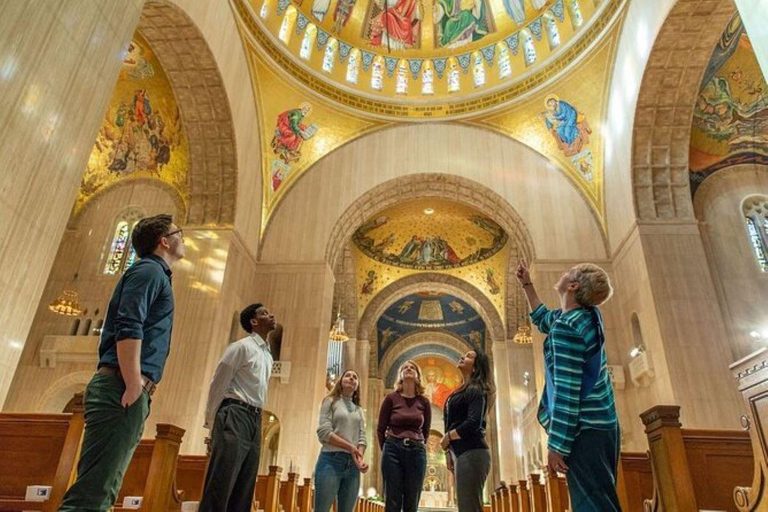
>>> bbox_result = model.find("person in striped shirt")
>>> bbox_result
[516,259,622,512]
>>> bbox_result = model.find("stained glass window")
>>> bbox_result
[322,39,337,73]
[472,53,485,88]
[447,58,460,93]
[522,30,537,66]
[744,197,768,273]
[497,43,512,79]
[260,1,268,18]
[346,49,360,84]
[567,0,583,29]
[395,61,409,94]
[544,14,560,49]
[104,221,130,275]
[371,57,384,91]
[300,25,316,60]
[421,64,434,95]
[279,7,296,44]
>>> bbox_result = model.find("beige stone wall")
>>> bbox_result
[0,0,146,406]
[695,166,768,360]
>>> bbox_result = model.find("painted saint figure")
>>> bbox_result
[333,0,357,33]
[433,0,491,48]
[368,0,422,49]
[423,367,452,409]
[271,103,318,164]
[503,0,525,24]
[312,0,331,21]
[541,95,592,157]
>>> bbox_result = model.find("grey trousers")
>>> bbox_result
[454,449,491,512]
[199,401,262,512]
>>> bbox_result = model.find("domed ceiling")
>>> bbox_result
[234,0,621,117]
[377,292,486,360]
[353,199,509,320]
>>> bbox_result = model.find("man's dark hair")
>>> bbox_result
[240,303,264,333]
[131,214,174,258]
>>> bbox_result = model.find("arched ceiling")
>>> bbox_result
[377,291,486,361]
[233,0,621,117]
[689,13,768,195]
[353,198,509,321]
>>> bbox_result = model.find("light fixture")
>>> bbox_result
[513,325,532,345]
[523,371,531,386]
[750,331,762,339]
[48,274,83,317]
[750,330,768,341]
[630,345,645,358]
[423,208,435,215]
[329,306,349,342]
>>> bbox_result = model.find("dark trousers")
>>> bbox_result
[455,448,491,512]
[59,373,150,512]
[199,401,262,512]
[565,426,622,512]
[381,438,427,512]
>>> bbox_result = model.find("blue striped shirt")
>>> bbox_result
[530,304,618,457]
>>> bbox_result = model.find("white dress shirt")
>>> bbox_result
[204,333,273,428]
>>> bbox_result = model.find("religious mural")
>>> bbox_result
[352,205,507,271]
[362,0,424,49]
[376,292,487,360]
[433,0,495,49]
[76,34,188,216]
[541,95,594,181]
[690,14,768,194]
[415,355,462,410]
[270,103,319,193]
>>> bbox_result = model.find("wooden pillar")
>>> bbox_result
[500,487,511,512]
[45,393,85,512]
[508,484,521,512]
[492,491,498,512]
[528,474,546,512]
[141,423,185,512]
[264,466,284,512]
[298,477,313,512]
[517,480,531,512]
[545,469,569,512]
[640,405,697,511]
[280,472,300,512]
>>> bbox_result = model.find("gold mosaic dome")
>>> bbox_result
[233,0,620,118]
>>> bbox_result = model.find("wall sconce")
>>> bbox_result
[750,330,768,341]
[629,345,645,358]
[628,345,654,388]
[523,371,531,386]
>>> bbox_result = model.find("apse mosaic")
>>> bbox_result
[352,199,509,319]
[413,355,463,410]
[74,33,189,217]
[376,292,487,361]
[690,14,768,194]
[234,0,621,107]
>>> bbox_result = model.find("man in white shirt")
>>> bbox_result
[199,303,276,512]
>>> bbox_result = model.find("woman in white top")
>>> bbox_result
[315,369,369,512]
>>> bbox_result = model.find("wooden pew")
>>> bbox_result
[175,455,207,503]
[641,405,753,512]
[297,477,313,512]
[0,393,84,512]
[544,469,569,512]
[731,347,768,511]
[254,465,282,512]
[114,423,185,512]
[616,452,653,512]
[500,486,511,512]
[492,490,499,512]
[279,472,300,512]
[508,483,521,512]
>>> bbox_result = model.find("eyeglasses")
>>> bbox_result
[164,229,184,239]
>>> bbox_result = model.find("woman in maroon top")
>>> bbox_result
[377,360,431,512]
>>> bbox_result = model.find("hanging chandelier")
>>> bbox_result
[329,307,349,342]
[48,273,83,317]
[513,325,532,345]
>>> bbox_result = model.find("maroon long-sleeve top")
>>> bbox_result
[376,391,432,449]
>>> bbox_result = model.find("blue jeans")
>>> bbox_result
[314,451,360,512]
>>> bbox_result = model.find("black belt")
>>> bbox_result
[221,398,262,415]
[386,436,424,447]
[97,366,157,397]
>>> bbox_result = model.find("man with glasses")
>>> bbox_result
[60,214,185,511]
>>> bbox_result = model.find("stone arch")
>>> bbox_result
[379,331,467,386]
[357,273,506,344]
[631,0,736,220]
[36,371,93,413]
[327,173,534,338]
[76,0,238,225]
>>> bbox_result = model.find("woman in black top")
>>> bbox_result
[441,350,495,512]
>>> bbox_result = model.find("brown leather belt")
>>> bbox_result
[97,366,157,397]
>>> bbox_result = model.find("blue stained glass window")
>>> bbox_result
[104,222,130,275]
[747,217,768,272]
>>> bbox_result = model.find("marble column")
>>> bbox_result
[0,0,145,406]
[492,340,516,483]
